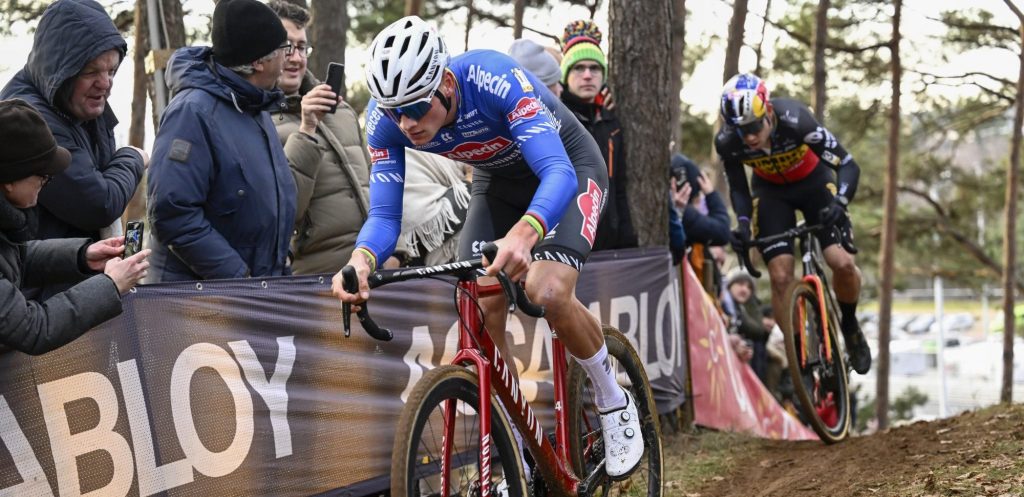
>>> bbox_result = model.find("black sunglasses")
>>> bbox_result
[37,174,54,186]
[737,117,767,136]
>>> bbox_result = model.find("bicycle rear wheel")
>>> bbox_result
[566,326,664,496]
[780,280,851,443]
[391,366,528,496]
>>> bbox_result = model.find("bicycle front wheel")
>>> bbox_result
[566,326,664,496]
[391,366,528,496]
[781,280,851,443]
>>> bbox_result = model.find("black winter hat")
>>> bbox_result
[0,99,71,184]
[212,0,288,67]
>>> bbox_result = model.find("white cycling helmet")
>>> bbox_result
[720,73,771,126]
[365,16,449,107]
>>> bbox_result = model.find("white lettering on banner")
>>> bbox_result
[465,65,512,99]
[654,285,679,378]
[0,397,53,497]
[229,337,297,458]
[118,360,194,496]
[171,343,254,478]
[1,338,297,496]
[38,372,134,497]
[608,295,640,349]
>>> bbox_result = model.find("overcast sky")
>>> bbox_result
[0,0,1017,150]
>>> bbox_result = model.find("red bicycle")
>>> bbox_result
[342,243,663,496]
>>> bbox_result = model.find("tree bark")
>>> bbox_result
[405,0,423,16]
[669,0,686,152]
[310,0,348,97]
[813,0,830,120]
[465,0,474,52]
[723,0,749,81]
[513,0,526,39]
[129,0,149,149]
[610,0,673,246]
[754,0,771,75]
[876,0,901,430]
[1000,0,1024,404]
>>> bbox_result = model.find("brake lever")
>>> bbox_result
[341,265,394,342]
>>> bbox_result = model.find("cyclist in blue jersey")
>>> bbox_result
[331,16,644,477]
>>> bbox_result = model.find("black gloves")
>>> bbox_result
[820,195,849,228]
[730,218,752,254]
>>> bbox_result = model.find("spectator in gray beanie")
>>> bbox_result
[508,39,562,97]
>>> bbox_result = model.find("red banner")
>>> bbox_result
[684,265,817,440]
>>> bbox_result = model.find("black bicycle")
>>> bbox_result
[736,222,856,443]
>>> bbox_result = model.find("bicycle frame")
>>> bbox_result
[796,233,843,364]
[444,278,586,496]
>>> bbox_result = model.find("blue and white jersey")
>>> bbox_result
[357,49,589,264]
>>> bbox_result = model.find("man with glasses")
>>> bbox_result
[146,0,297,282]
[716,72,872,375]
[558,20,637,251]
[334,16,646,478]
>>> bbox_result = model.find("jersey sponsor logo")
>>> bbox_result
[370,171,404,183]
[507,97,542,123]
[457,119,486,130]
[577,179,604,248]
[511,67,534,92]
[742,144,815,176]
[780,110,799,125]
[465,64,512,99]
[368,146,389,163]
[365,108,383,136]
[804,126,837,148]
[441,131,454,142]
[461,126,492,138]
[440,136,513,162]
[821,151,840,166]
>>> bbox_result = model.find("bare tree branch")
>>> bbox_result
[471,8,560,44]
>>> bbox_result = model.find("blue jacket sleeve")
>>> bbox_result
[682,191,732,246]
[38,114,144,232]
[669,197,686,262]
[148,103,249,279]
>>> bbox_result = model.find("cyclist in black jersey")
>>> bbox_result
[715,73,871,375]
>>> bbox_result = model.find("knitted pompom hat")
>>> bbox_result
[560,20,607,83]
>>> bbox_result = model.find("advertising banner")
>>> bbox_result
[0,248,685,497]
[684,266,817,441]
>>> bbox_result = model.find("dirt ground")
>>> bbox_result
[662,403,1024,497]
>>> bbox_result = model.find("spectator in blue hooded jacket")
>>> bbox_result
[146,0,297,282]
[0,0,147,296]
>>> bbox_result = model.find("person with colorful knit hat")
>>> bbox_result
[559,20,637,251]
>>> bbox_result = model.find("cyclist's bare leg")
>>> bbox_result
[476,277,519,377]
[523,260,602,359]
[767,254,796,323]
[822,245,861,304]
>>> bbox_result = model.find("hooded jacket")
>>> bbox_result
[0,197,121,355]
[146,46,296,282]
[0,0,145,242]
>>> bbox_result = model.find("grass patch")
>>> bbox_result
[661,428,757,492]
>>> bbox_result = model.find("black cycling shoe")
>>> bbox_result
[843,323,872,375]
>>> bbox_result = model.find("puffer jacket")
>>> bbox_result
[0,0,145,242]
[0,197,121,355]
[271,72,373,274]
[147,46,296,282]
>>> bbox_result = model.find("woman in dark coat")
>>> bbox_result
[0,99,149,355]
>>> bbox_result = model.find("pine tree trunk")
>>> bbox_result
[129,0,148,149]
[405,0,423,16]
[876,0,901,430]
[309,0,348,97]
[669,0,685,152]
[813,0,829,121]
[464,0,474,52]
[609,0,673,246]
[723,0,748,81]
[513,0,526,39]
[1000,0,1024,403]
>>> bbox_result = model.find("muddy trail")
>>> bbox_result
[662,403,1024,496]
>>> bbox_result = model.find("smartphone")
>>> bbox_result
[325,62,344,113]
[124,221,144,258]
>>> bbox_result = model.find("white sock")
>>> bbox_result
[577,345,627,411]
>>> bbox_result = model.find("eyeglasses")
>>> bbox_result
[736,117,767,136]
[277,43,314,58]
[379,90,442,123]
[37,174,53,187]
[571,63,603,75]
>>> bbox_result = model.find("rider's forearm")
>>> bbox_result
[835,156,860,202]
